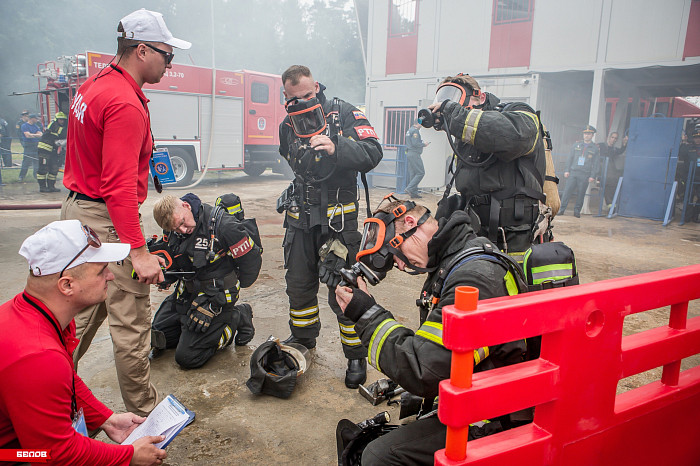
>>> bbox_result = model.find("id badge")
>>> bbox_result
[577,156,586,166]
[150,148,177,184]
[72,408,88,436]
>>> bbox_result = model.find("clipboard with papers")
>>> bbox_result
[121,394,195,449]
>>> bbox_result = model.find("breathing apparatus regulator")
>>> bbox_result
[339,194,432,288]
[416,75,495,172]
[284,95,341,184]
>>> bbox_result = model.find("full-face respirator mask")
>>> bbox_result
[339,195,431,288]
[285,96,328,139]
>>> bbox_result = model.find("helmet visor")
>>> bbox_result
[433,83,468,106]
[286,98,327,138]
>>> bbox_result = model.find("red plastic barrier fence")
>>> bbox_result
[435,264,700,466]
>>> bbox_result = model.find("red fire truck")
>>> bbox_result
[32,52,290,185]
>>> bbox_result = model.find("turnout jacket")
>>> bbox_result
[165,195,262,302]
[278,85,382,232]
[37,119,66,158]
[442,94,546,203]
[349,211,527,399]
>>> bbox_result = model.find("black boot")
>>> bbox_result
[38,179,49,193]
[345,358,367,389]
[149,329,167,360]
[47,180,61,192]
[283,334,316,350]
[234,303,255,346]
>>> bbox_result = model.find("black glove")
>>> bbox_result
[344,287,377,323]
[440,100,470,138]
[187,295,221,333]
[318,239,348,289]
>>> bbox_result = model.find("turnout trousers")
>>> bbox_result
[283,224,365,359]
[61,194,158,416]
[152,289,254,369]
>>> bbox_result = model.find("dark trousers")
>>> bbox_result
[37,153,59,181]
[0,138,11,167]
[19,148,38,179]
[560,172,590,216]
[283,224,365,359]
[152,290,248,369]
[405,152,425,195]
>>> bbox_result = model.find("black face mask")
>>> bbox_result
[285,96,327,138]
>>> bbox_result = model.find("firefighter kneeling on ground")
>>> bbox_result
[36,111,67,193]
[335,196,530,465]
[149,193,262,369]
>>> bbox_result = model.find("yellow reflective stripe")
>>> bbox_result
[514,111,541,155]
[504,271,519,296]
[531,263,573,284]
[291,316,319,327]
[473,346,490,366]
[368,319,402,372]
[290,305,319,317]
[339,322,357,333]
[327,202,356,217]
[462,109,483,144]
[37,141,53,151]
[416,321,444,346]
[341,335,362,346]
[509,251,526,265]
[226,203,242,215]
[287,210,299,219]
[218,325,233,349]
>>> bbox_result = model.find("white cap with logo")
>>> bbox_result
[118,8,192,50]
[19,220,130,277]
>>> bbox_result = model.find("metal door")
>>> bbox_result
[617,117,683,220]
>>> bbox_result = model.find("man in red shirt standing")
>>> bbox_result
[61,9,191,416]
[0,220,167,465]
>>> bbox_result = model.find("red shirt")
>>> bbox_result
[63,64,153,248]
[0,293,133,465]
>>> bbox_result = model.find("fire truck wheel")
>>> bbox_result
[243,164,266,177]
[169,148,196,186]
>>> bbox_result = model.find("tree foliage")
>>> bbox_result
[0,0,366,122]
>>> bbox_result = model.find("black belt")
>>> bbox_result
[69,190,105,203]
[304,185,356,206]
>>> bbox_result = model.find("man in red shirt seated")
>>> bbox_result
[0,220,167,465]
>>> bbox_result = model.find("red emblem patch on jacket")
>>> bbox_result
[352,110,367,120]
[230,237,254,257]
[355,126,377,140]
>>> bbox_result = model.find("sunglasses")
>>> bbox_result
[60,225,102,278]
[131,43,174,65]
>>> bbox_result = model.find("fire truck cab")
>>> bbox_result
[33,52,290,186]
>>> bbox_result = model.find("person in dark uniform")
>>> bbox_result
[560,125,601,218]
[19,113,43,182]
[597,131,628,207]
[426,74,547,255]
[677,125,700,223]
[150,193,261,369]
[336,199,527,464]
[404,119,429,198]
[278,65,383,388]
[36,112,68,193]
[0,116,12,170]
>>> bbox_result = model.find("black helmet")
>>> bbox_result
[246,337,309,399]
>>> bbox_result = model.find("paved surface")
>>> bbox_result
[1,172,699,465]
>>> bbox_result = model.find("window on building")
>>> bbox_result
[390,0,417,36]
[384,107,416,146]
[251,82,269,104]
[493,0,533,25]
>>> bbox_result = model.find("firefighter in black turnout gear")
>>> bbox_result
[426,74,547,257]
[36,112,67,193]
[149,193,262,369]
[336,197,528,465]
[278,65,383,388]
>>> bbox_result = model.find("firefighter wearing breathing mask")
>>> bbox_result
[335,196,528,465]
[278,65,383,389]
[427,74,546,257]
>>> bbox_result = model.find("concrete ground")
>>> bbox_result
[1,172,699,465]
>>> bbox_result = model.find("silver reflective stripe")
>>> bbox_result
[368,319,402,372]
[415,321,444,346]
[290,305,319,317]
[462,109,483,144]
[291,316,320,327]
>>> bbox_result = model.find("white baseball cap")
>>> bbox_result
[118,8,191,50]
[19,220,130,277]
